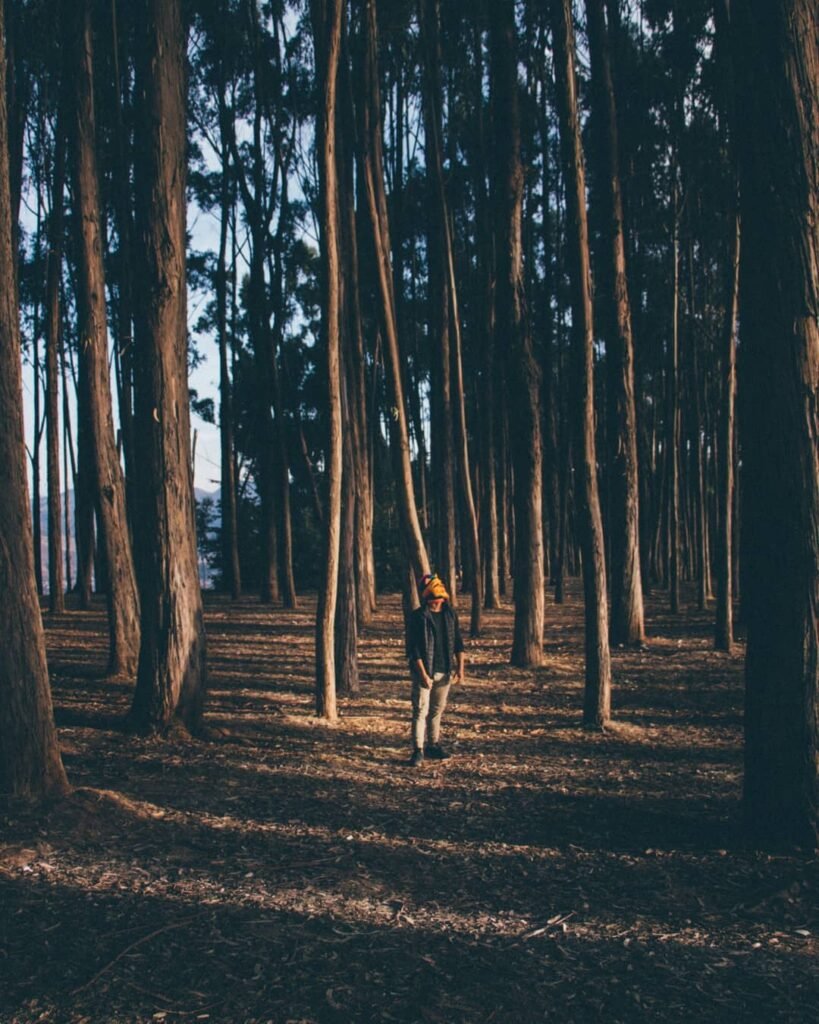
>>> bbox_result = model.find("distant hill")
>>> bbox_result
[34,487,221,594]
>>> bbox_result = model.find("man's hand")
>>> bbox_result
[420,673,433,689]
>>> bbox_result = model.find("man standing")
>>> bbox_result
[407,573,465,767]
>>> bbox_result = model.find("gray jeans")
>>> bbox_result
[411,672,451,749]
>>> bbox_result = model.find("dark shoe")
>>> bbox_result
[409,747,424,767]
[425,744,449,761]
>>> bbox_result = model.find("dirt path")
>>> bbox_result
[1,587,817,1023]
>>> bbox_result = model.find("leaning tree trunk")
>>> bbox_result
[586,0,644,646]
[490,0,544,667]
[313,0,344,723]
[129,0,207,735]
[69,0,140,678]
[357,0,430,590]
[551,0,612,727]
[734,0,819,848]
[0,0,70,800]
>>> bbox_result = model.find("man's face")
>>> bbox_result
[428,597,445,613]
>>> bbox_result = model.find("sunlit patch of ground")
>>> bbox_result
[0,583,816,1023]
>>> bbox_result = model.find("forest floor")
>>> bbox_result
[1,584,817,1024]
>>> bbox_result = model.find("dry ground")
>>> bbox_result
[1,583,817,1023]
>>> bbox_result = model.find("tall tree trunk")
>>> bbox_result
[586,0,644,646]
[668,192,681,614]
[715,213,740,652]
[421,5,456,603]
[212,66,241,598]
[45,100,66,615]
[74,370,95,607]
[230,0,280,605]
[32,191,43,597]
[0,0,70,800]
[335,339,360,696]
[551,0,612,727]
[216,87,241,599]
[69,0,140,677]
[357,0,430,590]
[249,235,280,604]
[269,189,297,608]
[490,0,544,666]
[714,0,739,654]
[339,27,376,622]
[129,0,207,734]
[313,0,344,723]
[110,0,136,507]
[468,19,500,611]
[735,0,819,848]
[62,387,73,593]
[4,0,24,255]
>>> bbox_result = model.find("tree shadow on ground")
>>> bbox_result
[1,816,816,1024]
[14,583,814,1023]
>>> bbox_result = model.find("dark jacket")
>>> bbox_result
[407,602,464,678]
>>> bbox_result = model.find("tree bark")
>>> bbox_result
[714,0,739,654]
[420,0,456,605]
[420,0,483,635]
[216,73,242,599]
[490,0,544,666]
[335,341,360,696]
[338,16,376,623]
[551,0,612,727]
[109,0,137,507]
[467,19,500,612]
[69,0,140,677]
[735,0,819,848]
[129,0,207,734]
[0,0,70,800]
[269,187,298,608]
[45,100,66,615]
[668,192,681,614]
[313,0,344,723]
[586,0,644,646]
[357,0,430,590]
[32,218,43,598]
[715,220,740,653]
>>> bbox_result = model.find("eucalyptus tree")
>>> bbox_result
[713,0,739,653]
[551,0,612,727]
[0,0,69,801]
[68,0,140,677]
[44,90,65,615]
[312,0,344,722]
[128,0,206,734]
[490,0,544,666]
[356,0,430,594]
[735,0,819,847]
[420,0,482,636]
[586,0,644,647]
